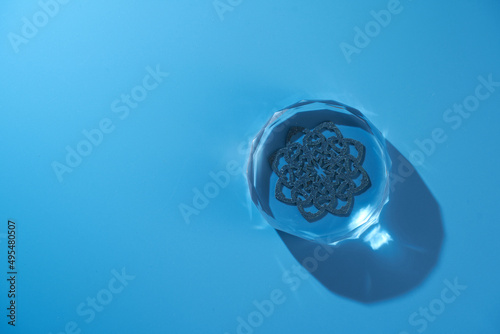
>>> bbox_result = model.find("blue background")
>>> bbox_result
[0,0,499,333]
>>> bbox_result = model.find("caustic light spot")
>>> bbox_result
[363,225,392,250]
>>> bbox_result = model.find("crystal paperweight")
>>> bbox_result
[247,100,391,244]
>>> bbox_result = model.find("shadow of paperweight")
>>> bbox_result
[277,141,444,303]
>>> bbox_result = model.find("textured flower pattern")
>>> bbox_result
[270,121,371,222]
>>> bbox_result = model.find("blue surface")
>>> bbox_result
[0,1,499,333]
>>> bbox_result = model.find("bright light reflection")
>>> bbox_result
[347,206,374,231]
[363,225,392,250]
